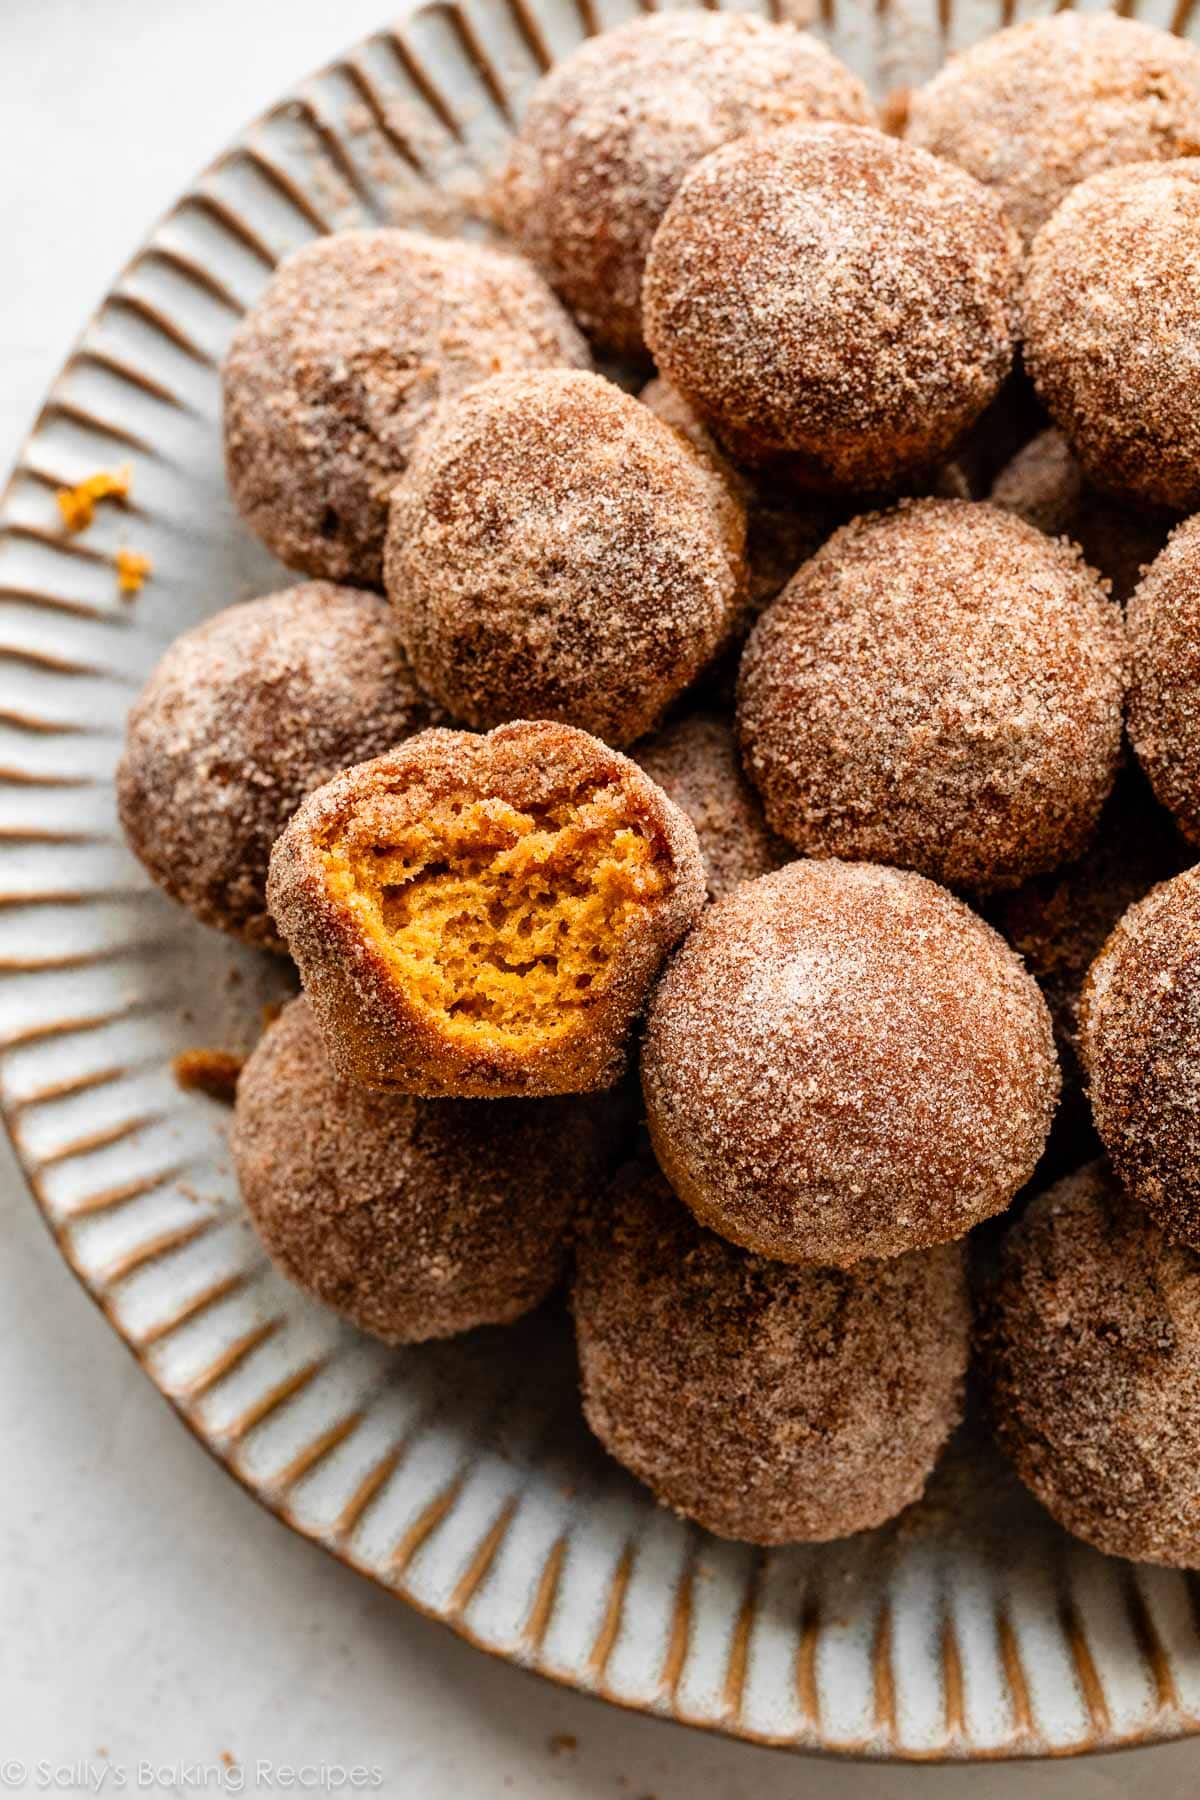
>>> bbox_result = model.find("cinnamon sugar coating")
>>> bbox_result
[641,859,1058,1266]
[991,428,1173,605]
[573,1163,970,1544]
[1128,516,1200,844]
[1023,161,1200,513]
[385,371,745,747]
[222,229,589,587]
[632,711,784,903]
[639,376,841,615]
[643,124,1020,493]
[981,1161,1200,1566]
[117,583,445,949]
[233,997,610,1343]
[492,13,874,357]
[268,721,706,1098]
[1080,865,1200,1252]
[907,14,1200,246]
[737,500,1126,893]
[987,766,1185,1152]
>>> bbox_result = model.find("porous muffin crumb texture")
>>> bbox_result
[573,1162,970,1544]
[1023,160,1200,514]
[233,997,613,1343]
[982,1161,1200,1566]
[737,499,1127,893]
[1081,864,1200,1251]
[493,12,874,355]
[643,124,1019,493]
[641,858,1058,1266]
[268,721,707,1097]
[907,13,1200,244]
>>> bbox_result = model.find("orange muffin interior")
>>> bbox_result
[320,784,668,1052]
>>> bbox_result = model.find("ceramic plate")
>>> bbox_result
[3,0,1200,1762]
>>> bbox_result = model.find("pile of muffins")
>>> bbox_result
[117,8,1200,1561]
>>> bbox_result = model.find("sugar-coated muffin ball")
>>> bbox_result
[1128,516,1200,843]
[573,1164,969,1544]
[737,501,1126,893]
[269,721,707,1098]
[991,428,1172,605]
[116,583,446,949]
[988,766,1185,1146]
[643,124,1019,493]
[982,1161,1200,1566]
[1023,161,1200,513]
[223,229,589,587]
[493,13,874,356]
[233,998,612,1342]
[632,712,784,903]
[1081,865,1200,1251]
[640,376,842,614]
[642,859,1059,1266]
[907,14,1200,246]
[385,371,745,747]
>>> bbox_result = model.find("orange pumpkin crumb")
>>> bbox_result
[172,1047,244,1103]
[57,465,132,533]
[116,547,153,595]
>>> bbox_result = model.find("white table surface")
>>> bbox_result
[1,3,1198,1794]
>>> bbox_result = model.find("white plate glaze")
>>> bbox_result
[2,0,1200,1762]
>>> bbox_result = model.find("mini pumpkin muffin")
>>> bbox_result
[632,711,784,903]
[643,124,1019,493]
[573,1162,970,1544]
[493,11,874,356]
[223,228,589,587]
[907,13,1200,245]
[1128,516,1200,843]
[233,997,613,1342]
[737,500,1126,893]
[268,721,707,1097]
[384,370,746,748]
[981,1161,1200,1567]
[116,582,446,948]
[1022,160,1200,513]
[990,428,1173,606]
[1080,865,1200,1251]
[642,858,1058,1265]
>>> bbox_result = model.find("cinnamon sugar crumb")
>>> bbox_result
[57,464,131,533]
[172,1047,244,1103]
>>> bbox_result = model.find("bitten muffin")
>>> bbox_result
[233,997,612,1342]
[1023,161,1200,514]
[492,12,874,356]
[632,711,784,903]
[737,500,1126,893]
[223,229,589,586]
[1128,516,1200,843]
[385,370,745,748]
[643,124,1019,493]
[982,1161,1200,1567]
[573,1163,970,1544]
[116,583,446,948]
[907,14,1200,245]
[1080,865,1200,1251]
[268,721,707,1097]
[641,859,1058,1266]
[991,428,1173,606]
